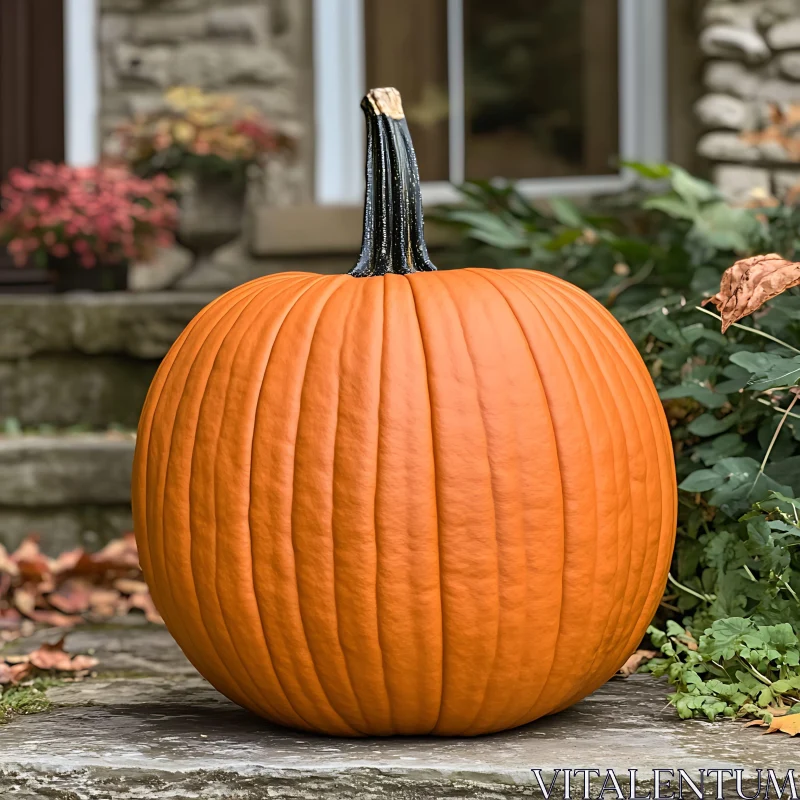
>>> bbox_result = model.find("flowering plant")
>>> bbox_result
[0,163,177,268]
[117,86,293,180]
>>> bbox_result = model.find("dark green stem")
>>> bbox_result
[349,88,436,277]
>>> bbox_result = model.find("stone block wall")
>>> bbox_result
[698,0,800,200]
[0,292,214,552]
[98,0,313,205]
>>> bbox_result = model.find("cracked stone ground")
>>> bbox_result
[0,618,796,799]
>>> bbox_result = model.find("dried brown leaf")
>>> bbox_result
[618,649,657,677]
[0,608,22,631]
[48,579,92,614]
[129,592,164,625]
[748,712,800,736]
[12,587,37,618]
[704,254,800,332]
[94,533,139,570]
[0,661,32,685]
[50,548,86,575]
[88,588,122,618]
[27,609,82,628]
[113,578,148,596]
[0,545,19,579]
[28,638,98,672]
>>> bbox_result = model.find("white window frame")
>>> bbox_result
[64,0,99,167]
[313,0,666,205]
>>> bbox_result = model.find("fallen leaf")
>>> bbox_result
[750,710,800,736]
[27,609,82,628]
[129,592,164,625]
[51,548,86,575]
[48,579,92,614]
[11,536,52,583]
[94,533,139,570]
[0,661,32,685]
[113,578,148,595]
[12,587,37,618]
[676,628,698,651]
[0,545,19,578]
[28,639,98,672]
[0,608,22,631]
[618,649,657,677]
[704,254,800,332]
[88,588,122,617]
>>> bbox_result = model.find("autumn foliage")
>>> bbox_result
[703,253,800,333]
[0,533,162,650]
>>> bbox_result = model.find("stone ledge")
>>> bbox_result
[0,623,795,799]
[0,435,135,507]
[0,356,157,429]
[0,434,135,553]
[0,292,216,360]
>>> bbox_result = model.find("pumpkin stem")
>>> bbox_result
[349,88,437,277]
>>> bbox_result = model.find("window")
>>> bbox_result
[313,0,666,205]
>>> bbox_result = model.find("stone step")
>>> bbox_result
[0,434,135,553]
[0,621,793,799]
[0,292,214,428]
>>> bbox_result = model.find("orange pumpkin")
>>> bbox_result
[132,88,676,737]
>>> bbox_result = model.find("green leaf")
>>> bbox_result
[680,470,726,493]
[660,382,728,409]
[622,160,673,180]
[548,197,584,228]
[729,351,800,390]
[643,195,697,221]
[688,413,738,437]
[671,166,720,205]
[444,210,528,249]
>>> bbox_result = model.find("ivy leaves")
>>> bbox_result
[678,458,792,514]
[646,618,800,723]
[729,351,800,391]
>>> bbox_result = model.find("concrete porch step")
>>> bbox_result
[0,621,794,799]
[0,292,213,428]
[0,433,135,553]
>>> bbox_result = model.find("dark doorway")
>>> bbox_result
[0,0,66,176]
[0,0,65,288]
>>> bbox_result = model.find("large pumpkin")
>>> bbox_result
[132,88,676,737]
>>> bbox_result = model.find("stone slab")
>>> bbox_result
[0,434,135,506]
[0,354,157,428]
[0,292,215,360]
[0,505,133,554]
[0,622,796,799]
[0,434,136,552]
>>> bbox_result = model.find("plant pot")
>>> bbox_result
[51,257,129,293]
[175,171,247,262]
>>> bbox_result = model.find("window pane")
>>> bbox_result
[464,0,619,180]
[364,0,449,182]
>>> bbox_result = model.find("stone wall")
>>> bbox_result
[699,0,800,200]
[98,0,313,206]
[0,293,213,427]
[0,292,214,552]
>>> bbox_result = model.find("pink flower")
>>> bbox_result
[51,243,69,258]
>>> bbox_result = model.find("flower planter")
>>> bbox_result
[51,257,129,293]
[175,171,247,262]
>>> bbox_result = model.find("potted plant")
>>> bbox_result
[0,163,177,292]
[117,86,293,270]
